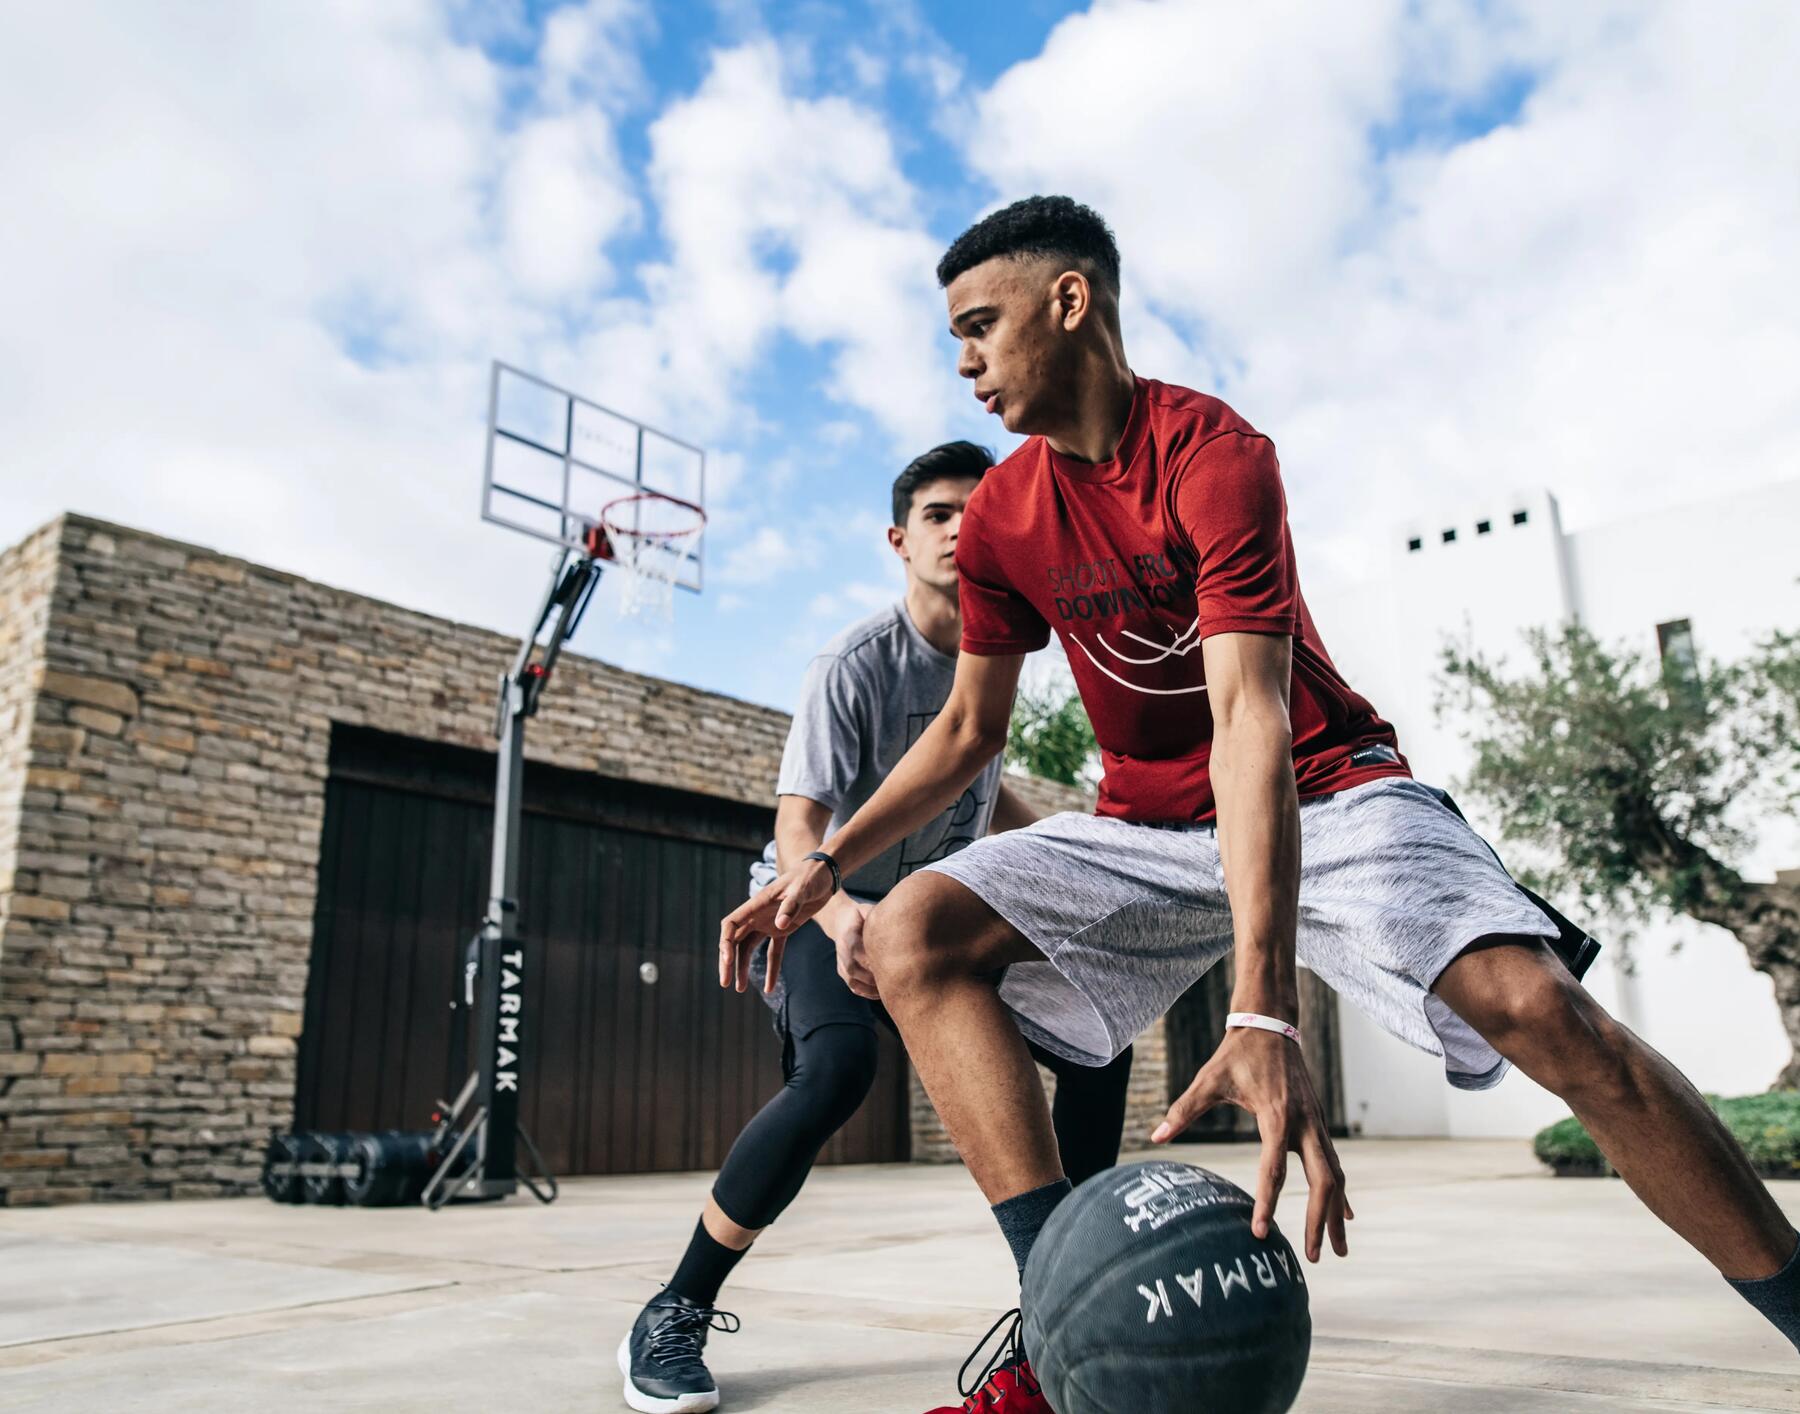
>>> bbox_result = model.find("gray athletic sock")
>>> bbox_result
[1727,1230,1800,1352]
[992,1178,1072,1278]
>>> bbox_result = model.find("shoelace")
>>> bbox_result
[645,1301,742,1373]
[956,1308,1040,1409]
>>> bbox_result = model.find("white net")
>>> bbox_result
[600,494,705,620]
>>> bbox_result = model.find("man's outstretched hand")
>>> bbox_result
[1152,1026,1354,1263]
[718,856,837,994]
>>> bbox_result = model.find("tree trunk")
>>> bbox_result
[1769,962,1800,1091]
[1651,846,1800,1090]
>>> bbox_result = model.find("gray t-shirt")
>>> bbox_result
[751,600,1005,900]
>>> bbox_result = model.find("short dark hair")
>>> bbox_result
[936,195,1120,292]
[892,441,992,525]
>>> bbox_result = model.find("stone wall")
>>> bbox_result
[0,521,65,1204]
[0,515,796,1204]
[0,514,1160,1203]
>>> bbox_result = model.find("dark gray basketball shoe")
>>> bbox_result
[618,1289,740,1413]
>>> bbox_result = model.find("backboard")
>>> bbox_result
[481,361,706,593]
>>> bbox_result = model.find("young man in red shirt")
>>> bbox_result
[724,196,1799,1410]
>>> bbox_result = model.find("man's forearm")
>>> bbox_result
[823,711,1001,877]
[1211,712,1302,1019]
[773,814,827,874]
[774,802,859,936]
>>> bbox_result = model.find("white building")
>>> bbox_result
[1308,478,1800,1138]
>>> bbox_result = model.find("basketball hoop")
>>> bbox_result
[593,492,706,620]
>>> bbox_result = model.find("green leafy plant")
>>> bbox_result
[1440,625,1800,1086]
[1006,682,1098,787]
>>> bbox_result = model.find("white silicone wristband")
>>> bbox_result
[1226,1011,1303,1045]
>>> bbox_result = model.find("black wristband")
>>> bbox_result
[802,850,843,895]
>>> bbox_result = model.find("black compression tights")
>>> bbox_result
[710,1023,1134,1231]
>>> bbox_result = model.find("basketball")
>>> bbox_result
[1022,1161,1311,1414]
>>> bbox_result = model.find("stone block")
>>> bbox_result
[246,1035,295,1058]
[129,723,197,754]
[50,1109,132,1127]
[0,1148,71,1170]
[70,1146,133,1169]
[60,793,122,818]
[186,558,247,584]
[67,706,126,736]
[41,1053,101,1077]
[16,849,91,876]
[28,725,86,755]
[63,1076,123,1097]
[2,1185,97,1206]
[39,670,139,717]
[6,894,71,922]
[37,873,92,901]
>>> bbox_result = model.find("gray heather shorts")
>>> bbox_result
[921,776,1558,1089]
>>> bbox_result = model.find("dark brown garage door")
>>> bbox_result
[294,726,910,1174]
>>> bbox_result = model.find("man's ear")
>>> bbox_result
[1054,270,1091,331]
[887,523,907,562]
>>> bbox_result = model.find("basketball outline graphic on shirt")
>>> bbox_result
[1046,546,1210,696]
[897,708,986,874]
[1068,615,1210,697]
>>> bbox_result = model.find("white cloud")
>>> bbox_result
[0,6,953,677]
[0,3,656,644]
[629,41,955,446]
[963,0,1800,584]
[715,525,802,585]
[970,0,1405,333]
[500,110,638,302]
[807,578,899,621]
[536,0,652,114]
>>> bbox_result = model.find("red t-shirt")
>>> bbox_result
[958,377,1408,822]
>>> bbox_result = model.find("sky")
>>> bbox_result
[2,0,1797,714]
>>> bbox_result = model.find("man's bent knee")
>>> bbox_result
[1437,940,1639,1102]
[863,871,1038,991]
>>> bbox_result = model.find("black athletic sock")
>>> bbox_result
[992,1178,1072,1279]
[1727,1230,1800,1352]
[667,1218,749,1308]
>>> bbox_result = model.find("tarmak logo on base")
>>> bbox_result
[496,948,523,1093]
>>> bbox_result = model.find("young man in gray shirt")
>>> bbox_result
[619,441,1135,1414]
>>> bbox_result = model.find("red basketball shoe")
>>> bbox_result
[924,1309,1054,1413]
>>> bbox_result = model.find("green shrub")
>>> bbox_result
[1532,1113,1608,1175]
[1534,1092,1800,1178]
[1718,1092,1800,1177]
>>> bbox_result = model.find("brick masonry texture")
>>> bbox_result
[0,515,1165,1203]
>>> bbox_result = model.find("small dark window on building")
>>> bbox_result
[1476,519,1492,535]
[1512,509,1529,526]
[1441,528,1457,544]
[1657,619,1698,680]
[1656,619,1703,711]
[1406,536,1422,552]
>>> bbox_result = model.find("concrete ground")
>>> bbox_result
[0,1140,1794,1413]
